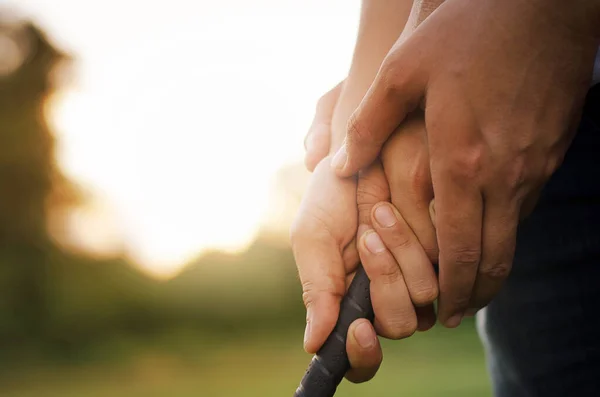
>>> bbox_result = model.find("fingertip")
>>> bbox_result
[442,313,464,329]
[303,298,341,354]
[416,305,437,332]
[331,145,348,174]
[346,319,382,383]
[304,125,330,172]
[304,151,322,173]
[350,319,377,350]
[304,155,317,172]
[359,229,386,256]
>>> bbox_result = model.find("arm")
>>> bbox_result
[333,0,600,326]
[294,0,447,386]
[330,0,445,149]
[304,0,414,170]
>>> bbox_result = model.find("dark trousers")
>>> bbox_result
[478,84,600,397]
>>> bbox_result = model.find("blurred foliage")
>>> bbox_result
[0,18,489,396]
[0,20,305,363]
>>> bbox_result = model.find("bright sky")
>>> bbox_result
[7,0,360,277]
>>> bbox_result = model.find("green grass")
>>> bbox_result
[0,320,491,397]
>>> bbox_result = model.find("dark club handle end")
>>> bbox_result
[293,265,373,397]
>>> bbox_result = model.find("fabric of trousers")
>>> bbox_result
[477,84,600,397]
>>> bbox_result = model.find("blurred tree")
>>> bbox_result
[0,21,78,244]
[0,18,306,362]
[0,20,80,349]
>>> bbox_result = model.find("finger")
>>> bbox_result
[426,92,484,328]
[415,304,436,331]
[290,227,347,354]
[371,202,438,307]
[332,48,427,177]
[382,114,438,262]
[304,81,344,172]
[345,319,383,383]
[356,160,391,237]
[359,230,418,340]
[470,195,518,309]
[430,174,483,328]
[520,185,544,220]
[304,124,332,172]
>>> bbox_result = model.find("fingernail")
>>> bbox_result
[364,231,386,254]
[331,146,347,171]
[304,310,313,347]
[354,321,376,349]
[445,313,463,328]
[374,205,397,228]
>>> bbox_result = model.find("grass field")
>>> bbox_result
[1,320,491,397]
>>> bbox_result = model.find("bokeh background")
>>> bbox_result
[0,1,490,396]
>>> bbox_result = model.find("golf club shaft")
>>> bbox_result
[293,265,373,397]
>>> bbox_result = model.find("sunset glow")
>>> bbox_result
[12,0,360,276]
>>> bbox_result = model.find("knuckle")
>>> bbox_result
[379,58,406,93]
[385,316,418,340]
[447,246,481,268]
[379,58,421,110]
[411,282,439,306]
[301,278,345,309]
[356,181,388,206]
[377,263,402,285]
[479,262,511,281]
[449,294,472,312]
[347,114,375,145]
[446,147,484,181]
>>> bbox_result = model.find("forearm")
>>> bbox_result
[330,0,447,151]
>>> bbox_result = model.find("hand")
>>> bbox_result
[291,157,439,383]
[290,156,388,383]
[332,0,600,326]
[343,113,439,383]
[304,81,344,172]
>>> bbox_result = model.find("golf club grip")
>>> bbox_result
[294,265,373,397]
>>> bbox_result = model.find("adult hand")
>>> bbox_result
[304,81,344,172]
[332,0,600,326]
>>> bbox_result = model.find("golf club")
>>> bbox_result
[293,264,373,397]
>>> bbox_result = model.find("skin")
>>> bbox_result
[331,0,600,328]
[295,0,442,383]
[298,0,600,383]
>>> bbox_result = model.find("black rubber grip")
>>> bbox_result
[294,265,373,397]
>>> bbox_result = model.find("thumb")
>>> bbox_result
[290,228,347,354]
[332,55,426,177]
[345,319,382,383]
